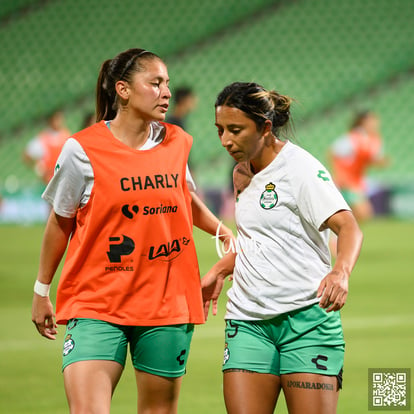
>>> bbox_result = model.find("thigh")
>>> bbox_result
[130,324,194,378]
[224,371,281,414]
[282,373,339,414]
[135,370,182,414]
[61,318,128,413]
[223,320,282,414]
[280,307,344,414]
[64,360,123,414]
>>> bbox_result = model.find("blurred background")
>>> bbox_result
[0,1,413,413]
[1,0,414,222]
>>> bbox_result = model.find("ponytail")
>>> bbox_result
[266,90,292,129]
[96,59,117,122]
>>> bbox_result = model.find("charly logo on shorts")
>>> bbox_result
[260,182,278,209]
[63,334,75,356]
[223,343,230,365]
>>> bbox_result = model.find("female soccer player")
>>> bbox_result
[329,110,389,222]
[31,48,233,414]
[202,82,363,414]
[23,110,70,184]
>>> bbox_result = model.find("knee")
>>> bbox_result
[68,399,111,414]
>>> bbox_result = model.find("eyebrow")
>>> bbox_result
[147,76,169,85]
[215,123,243,128]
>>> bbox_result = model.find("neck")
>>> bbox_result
[250,138,285,174]
[110,112,151,149]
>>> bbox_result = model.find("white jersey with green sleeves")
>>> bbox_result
[227,141,350,321]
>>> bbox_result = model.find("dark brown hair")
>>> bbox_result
[215,82,292,136]
[95,48,161,121]
[350,110,375,130]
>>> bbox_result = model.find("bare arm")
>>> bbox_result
[317,210,363,312]
[191,191,233,241]
[32,211,74,339]
[191,191,236,318]
[371,154,390,168]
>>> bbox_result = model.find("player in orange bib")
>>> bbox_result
[23,110,70,184]
[329,111,389,221]
[31,48,234,414]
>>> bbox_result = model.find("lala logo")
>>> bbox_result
[260,182,278,209]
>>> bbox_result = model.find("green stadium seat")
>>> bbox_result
[1,0,413,193]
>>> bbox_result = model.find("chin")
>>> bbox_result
[154,113,166,122]
[230,153,245,162]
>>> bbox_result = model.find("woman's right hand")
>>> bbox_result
[201,270,225,320]
[32,294,58,340]
[31,211,74,340]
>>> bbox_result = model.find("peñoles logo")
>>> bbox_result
[148,237,190,261]
[107,235,135,262]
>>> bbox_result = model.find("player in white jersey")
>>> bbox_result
[201,82,363,414]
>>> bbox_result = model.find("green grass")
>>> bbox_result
[0,219,413,413]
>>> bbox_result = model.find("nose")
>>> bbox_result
[220,131,232,149]
[163,85,172,99]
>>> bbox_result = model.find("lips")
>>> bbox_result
[159,103,169,111]
[228,150,242,159]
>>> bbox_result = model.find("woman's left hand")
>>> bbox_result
[317,270,349,312]
[200,252,236,320]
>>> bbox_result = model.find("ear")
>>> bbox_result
[262,120,273,137]
[115,80,129,100]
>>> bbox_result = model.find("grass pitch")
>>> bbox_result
[0,218,413,413]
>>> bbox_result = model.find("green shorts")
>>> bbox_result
[340,189,366,206]
[62,318,194,377]
[223,304,344,378]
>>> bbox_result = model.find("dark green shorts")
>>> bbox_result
[340,189,366,206]
[62,318,194,377]
[223,304,344,377]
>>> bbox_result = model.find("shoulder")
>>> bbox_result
[283,141,323,169]
[331,133,354,157]
[72,121,108,145]
[25,135,43,156]
[57,138,90,169]
[282,142,333,186]
[61,137,86,155]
